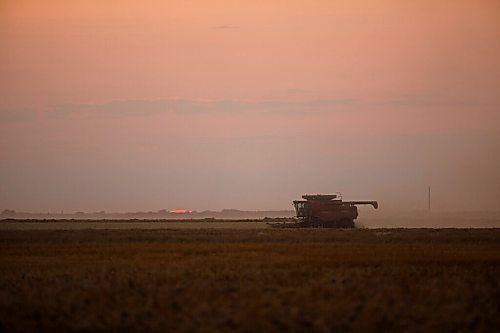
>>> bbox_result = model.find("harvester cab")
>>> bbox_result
[293,194,378,228]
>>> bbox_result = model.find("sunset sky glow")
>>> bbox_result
[1,0,499,212]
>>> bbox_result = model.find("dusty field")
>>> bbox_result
[1,228,499,332]
[0,220,271,231]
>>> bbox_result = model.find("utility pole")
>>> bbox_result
[428,186,431,211]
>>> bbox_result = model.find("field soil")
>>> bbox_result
[1,228,499,332]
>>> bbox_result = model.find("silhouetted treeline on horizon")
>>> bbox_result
[0,209,296,220]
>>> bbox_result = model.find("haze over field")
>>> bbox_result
[1,0,499,213]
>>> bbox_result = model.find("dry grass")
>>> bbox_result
[1,228,499,332]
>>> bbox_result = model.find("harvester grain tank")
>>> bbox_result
[292,194,378,228]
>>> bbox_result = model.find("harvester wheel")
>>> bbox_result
[339,218,355,228]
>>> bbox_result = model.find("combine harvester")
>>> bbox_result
[274,194,378,228]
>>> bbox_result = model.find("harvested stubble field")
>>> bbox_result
[1,227,499,332]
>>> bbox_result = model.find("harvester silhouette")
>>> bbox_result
[276,194,378,228]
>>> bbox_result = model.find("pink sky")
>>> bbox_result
[1,0,499,212]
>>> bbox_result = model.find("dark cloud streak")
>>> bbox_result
[49,98,360,117]
[213,25,239,29]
